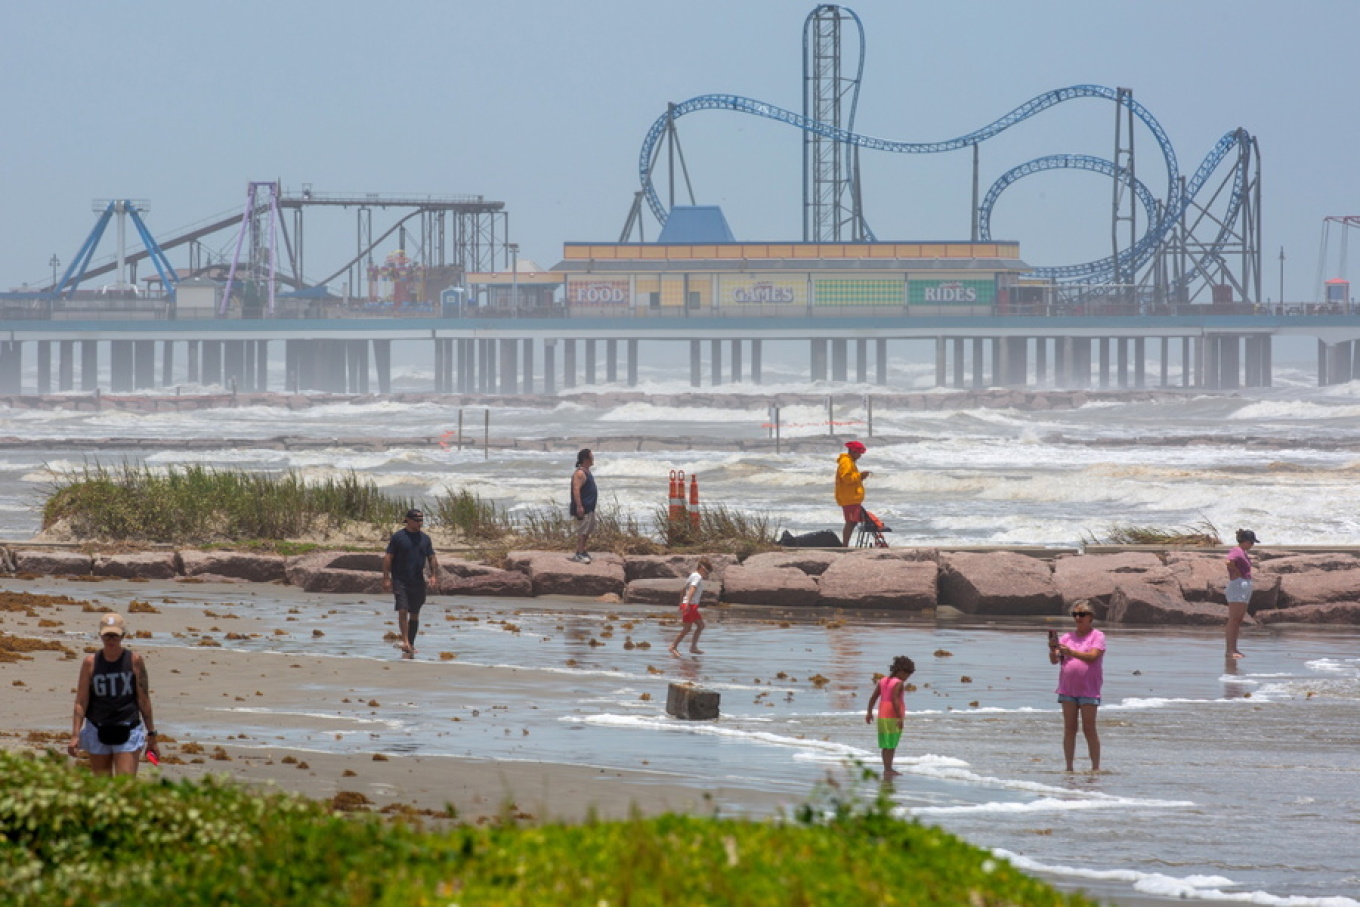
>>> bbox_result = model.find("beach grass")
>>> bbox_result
[41,464,780,557]
[42,462,415,546]
[1084,518,1221,547]
[0,750,1096,906]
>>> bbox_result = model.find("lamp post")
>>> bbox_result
[49,254,60,293]
[508,243,519,316]
[1278,246,1285,313]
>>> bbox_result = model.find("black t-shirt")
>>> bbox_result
[386,528,434,586]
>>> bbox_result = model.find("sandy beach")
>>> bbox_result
[0,577,798,825]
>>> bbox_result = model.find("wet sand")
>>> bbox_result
[0,581,795,824]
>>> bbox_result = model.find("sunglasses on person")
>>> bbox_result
[1071,611,1093,618]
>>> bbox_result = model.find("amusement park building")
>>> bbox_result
[547,241,1031,317]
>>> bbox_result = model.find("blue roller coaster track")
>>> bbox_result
[637,85,1256,285]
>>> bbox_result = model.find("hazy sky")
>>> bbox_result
[3,1,1357,300]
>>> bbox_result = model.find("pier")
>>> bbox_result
[3,312,1359,396]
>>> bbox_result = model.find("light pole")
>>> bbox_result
[1278,246,1285,314]
[49,254,60,293]
[508,243,519,315]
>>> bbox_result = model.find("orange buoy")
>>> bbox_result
[688,474,700,532]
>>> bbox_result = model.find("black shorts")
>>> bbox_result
[392,580,427,615]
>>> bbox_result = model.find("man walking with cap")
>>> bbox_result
[383,508,441,656]
[836,440,873,547]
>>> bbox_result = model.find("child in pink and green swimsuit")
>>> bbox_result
[864,655,915,777]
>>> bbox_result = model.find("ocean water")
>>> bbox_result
[4,345,1360,547]
[5,343,1360,904]
[20,574,1360,907]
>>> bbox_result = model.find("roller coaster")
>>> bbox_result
[624,4,1261,307]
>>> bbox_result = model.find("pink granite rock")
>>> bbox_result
[504,550,625,598]
[93,552,179,580]
[740,550,842,576]
[1277,569,1360,609]
[1106,581,1226,626]
[938,551,1060,615]
[12,549,94,576]
[718,565,819,607]
[625,576,722,606]
[180,550,286,583]
[1052,552,1176,617]
[817,555,937,611]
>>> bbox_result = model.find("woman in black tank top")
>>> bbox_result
[68,612,160,776]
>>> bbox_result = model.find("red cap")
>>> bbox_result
[845,441,867,454]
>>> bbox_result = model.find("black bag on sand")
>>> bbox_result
[96,723,135,746]
[779,529,843,548]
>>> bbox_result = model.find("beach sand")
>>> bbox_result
[1,585,795,824]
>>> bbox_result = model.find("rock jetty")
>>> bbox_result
[5,544,1359,625]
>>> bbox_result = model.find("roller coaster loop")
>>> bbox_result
[636,85,1255,284]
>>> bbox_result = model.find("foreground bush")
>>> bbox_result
[0,751,1095,906]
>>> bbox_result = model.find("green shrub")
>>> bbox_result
[0,751,1096,906]
[42,462,414,545]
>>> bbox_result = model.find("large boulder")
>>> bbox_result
[718,565,819,608]
[1277,569,1360,610]
[1165,552,1229,602]
[625,576,722,606]
[1257,601,1360,625]
[442,568,533,598]
[93,552,180,580]
[1106,581,1227,626]
[1256,552,1360,574]
[504,550,625,598]
[11,549,94,576]
[623,554,737,582]
[938,551,1060,615]
[1051,552,1176,617]
[818,555,937,610]
[179,550,287,583]
[284,551,384,595]
[740,550,843,576]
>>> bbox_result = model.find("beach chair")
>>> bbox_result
[854,510,892,548]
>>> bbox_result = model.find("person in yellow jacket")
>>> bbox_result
[836,440,872,546]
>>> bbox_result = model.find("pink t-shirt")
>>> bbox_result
[1226,546,1252,580]
[1055,628,1106,699]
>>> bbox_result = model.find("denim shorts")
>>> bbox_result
[79,720,146,755]
[1057,694,1101,707]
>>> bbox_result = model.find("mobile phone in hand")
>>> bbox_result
[1047,630,1059,646]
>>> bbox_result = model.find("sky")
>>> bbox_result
[3,0,1358,301]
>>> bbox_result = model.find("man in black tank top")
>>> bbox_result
[68,612,159,776]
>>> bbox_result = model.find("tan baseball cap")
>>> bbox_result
[99,613,127,637]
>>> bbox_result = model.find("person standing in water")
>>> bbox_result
[1049,601,1105,772]
[67,612,160,776]
[669,557,713,657]
[382,508,441,656]
[865,654,914,778]
[835,440,872,547]
[1224,528,1259,659]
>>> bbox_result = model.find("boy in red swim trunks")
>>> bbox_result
[669,557,713,657]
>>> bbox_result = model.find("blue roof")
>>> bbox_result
[657,205,736,243]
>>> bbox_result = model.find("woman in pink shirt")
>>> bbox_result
[1049,601,1105,772]
[1224,528,1258,659]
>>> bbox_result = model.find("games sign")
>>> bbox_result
[720,276,804,306]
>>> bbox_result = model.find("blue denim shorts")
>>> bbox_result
[1057,694,1101,707]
